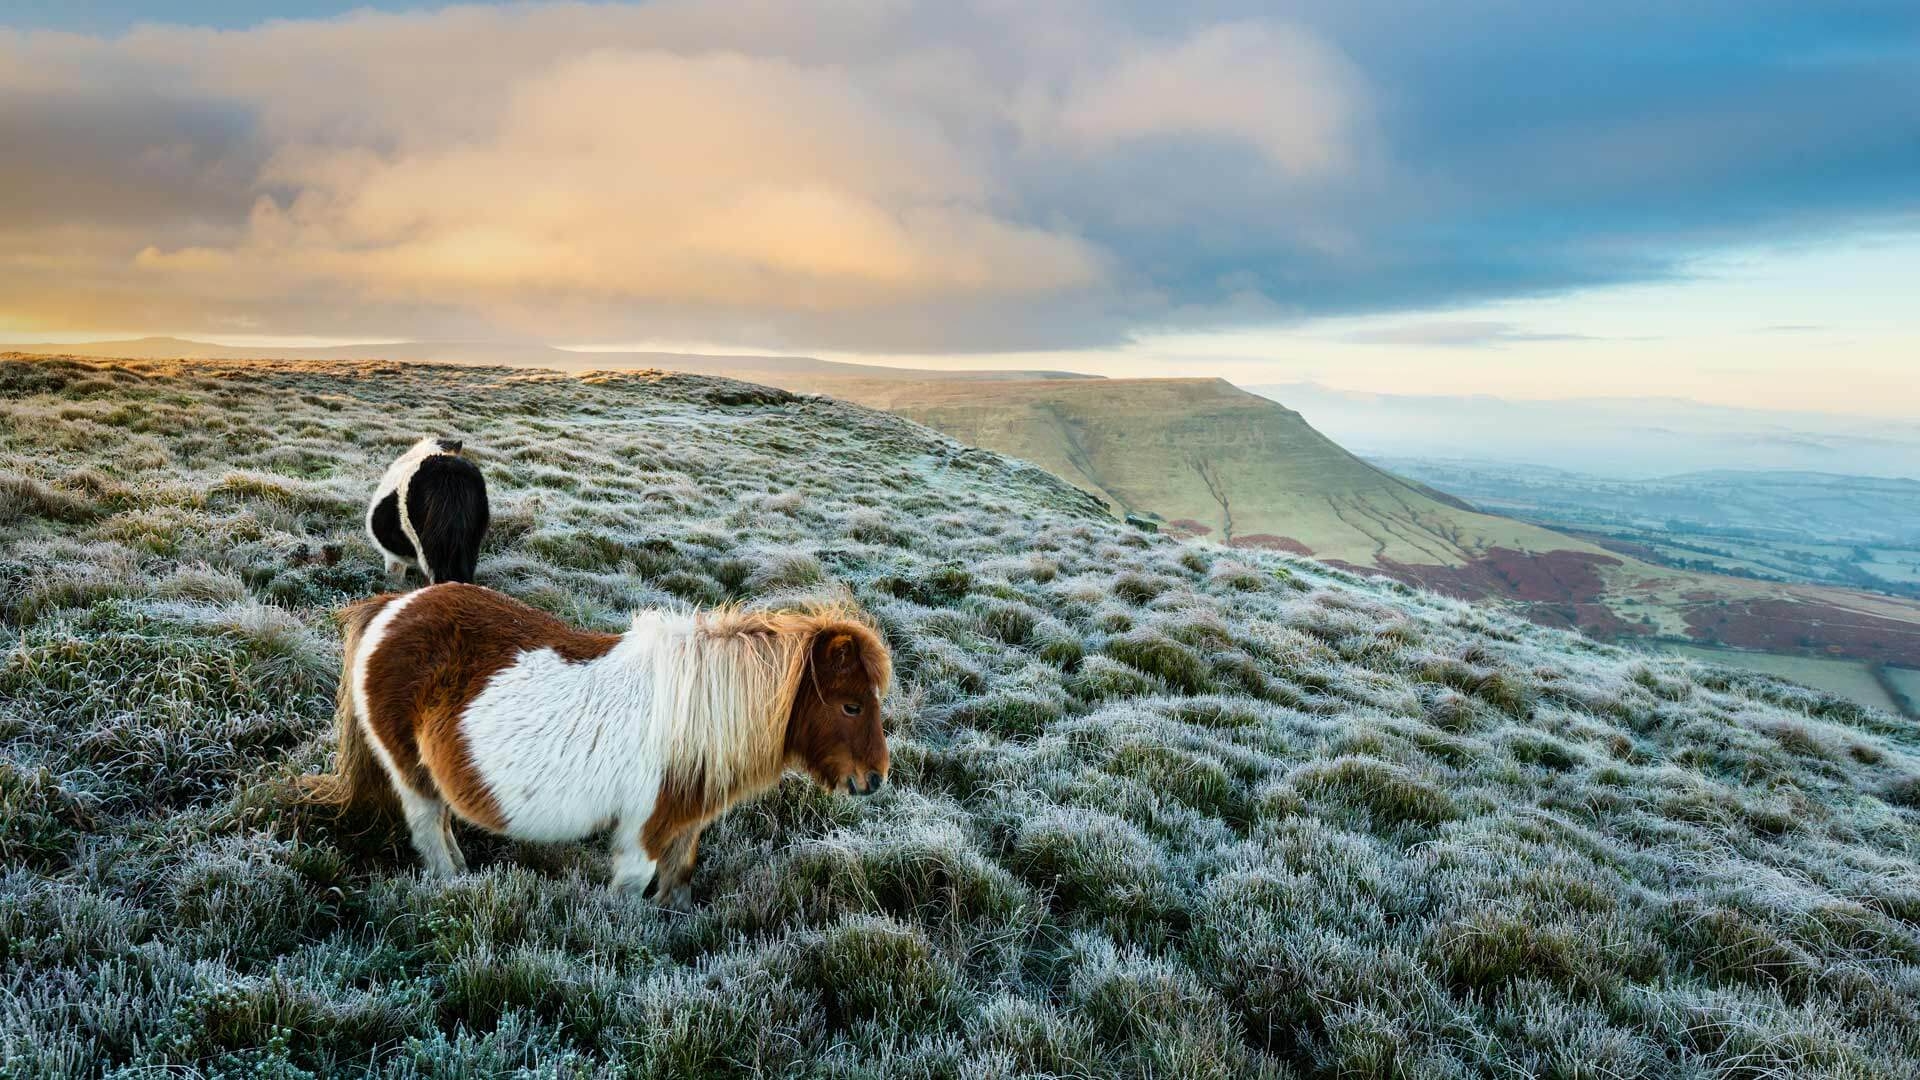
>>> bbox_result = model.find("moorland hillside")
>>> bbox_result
[22,341,1920,673]
[3,354,1919,1077]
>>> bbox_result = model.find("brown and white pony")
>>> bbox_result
[305,583,890,907]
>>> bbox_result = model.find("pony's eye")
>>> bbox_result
[841,702,863,716]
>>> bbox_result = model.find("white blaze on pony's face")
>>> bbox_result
[785,630,889,796]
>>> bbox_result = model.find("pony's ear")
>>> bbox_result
[437,438,464,454]
[816,632,861,676]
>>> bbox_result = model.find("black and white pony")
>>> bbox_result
[366,437,489,585]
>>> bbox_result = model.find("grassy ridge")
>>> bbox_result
[766,375,1566,564]
[758,375,1920,670]
[3,355,1920,1078]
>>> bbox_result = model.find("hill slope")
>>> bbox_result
[3,354,1919,1078]
[15,344,1920,674]
[774,374,1920,670]
[801,376,1579,560]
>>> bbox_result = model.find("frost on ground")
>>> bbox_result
[3,355,1920,1079]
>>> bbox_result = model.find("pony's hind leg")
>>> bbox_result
[438,810,468,874]
[397,783,466,877]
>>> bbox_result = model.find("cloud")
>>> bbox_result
[0,3,1363,348]
[0,2,1915,350]
[143,50,1102,309]
[1050,21,1362,177]
[1338,320,1600,348]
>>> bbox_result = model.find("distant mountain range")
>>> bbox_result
[1376,457,1920,605]
[0,337,1096,383]
[1375,460,1920,547]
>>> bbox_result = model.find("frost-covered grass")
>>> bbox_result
[3,354,1920,1079]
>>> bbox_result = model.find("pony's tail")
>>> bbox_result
[300,596,399,818]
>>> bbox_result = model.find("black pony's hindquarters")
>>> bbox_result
[368,490,415,566]
[406,454,489,584]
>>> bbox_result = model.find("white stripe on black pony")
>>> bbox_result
[366,436,489,585]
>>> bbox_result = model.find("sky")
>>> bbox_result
[3,1,1917,413]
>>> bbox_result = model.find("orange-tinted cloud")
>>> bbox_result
[0,3,1366,348]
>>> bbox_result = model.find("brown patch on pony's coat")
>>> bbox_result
[359,583,619,831]
[641,772,710,861]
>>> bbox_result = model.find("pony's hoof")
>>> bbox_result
[654,884,693,913]
[611,875,655,900]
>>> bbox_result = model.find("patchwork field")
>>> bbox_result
[1377,458,1920,602]
[1652,644,1904,717]
[1885,667,1920,718]
[4,355,1920,1078]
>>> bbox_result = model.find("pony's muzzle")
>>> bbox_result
[849,771,885,796]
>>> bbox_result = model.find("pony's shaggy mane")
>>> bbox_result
[641,598,890,809]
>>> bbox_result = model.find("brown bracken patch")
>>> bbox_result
[1161,518,1216,539]
[1683,598,1920,667]
[1230,534,1314,556]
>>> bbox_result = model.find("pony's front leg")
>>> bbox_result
[608,825,656,898]
[651,826,704,912]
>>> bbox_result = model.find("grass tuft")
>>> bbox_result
[0,763,92,870]
[0,472,99,524]
[1289,756,1459,828]
[1104,629,1213,694]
